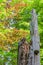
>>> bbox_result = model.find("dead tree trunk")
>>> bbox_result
[29,9,40,65]
[18,9,40,65]
[18,38,30,65]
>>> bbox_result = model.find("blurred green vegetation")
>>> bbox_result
[0,0,43,65]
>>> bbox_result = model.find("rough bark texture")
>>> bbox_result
[18,38,30,65]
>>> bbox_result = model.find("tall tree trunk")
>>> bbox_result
[30,9,40,65]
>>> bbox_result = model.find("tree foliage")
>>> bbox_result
[0,0,43,65]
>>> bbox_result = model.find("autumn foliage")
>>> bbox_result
[0,1,28,51]
[0,26,28,51]
[0,1,28,20]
